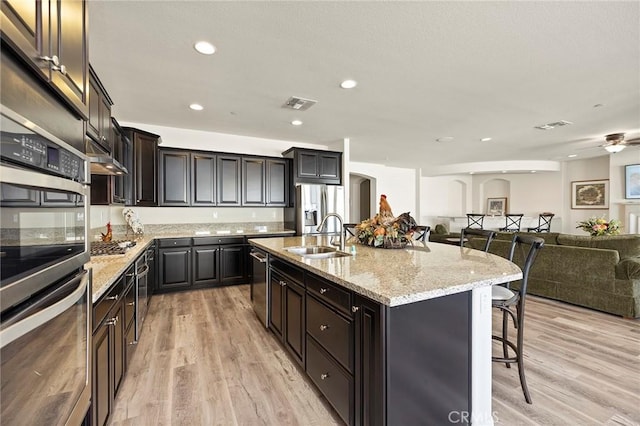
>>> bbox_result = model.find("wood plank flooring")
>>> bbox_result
[110,285,640,426]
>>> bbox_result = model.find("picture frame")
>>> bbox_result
[571,179,609,209]
[625,164,640,199]
[486,197,507,216]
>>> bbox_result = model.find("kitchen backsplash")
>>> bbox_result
[90,205,287,232]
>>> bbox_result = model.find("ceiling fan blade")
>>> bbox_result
[625,137,640,145]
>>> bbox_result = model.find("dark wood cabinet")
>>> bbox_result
[87,66,113,152]
[220,244,246,285]
[123,128,159,206]
[159,150,191,206]
[193,245,219,286]
[242,157,265,206]
[191,153,216,206]
[1,0,89,119]
[158,244,192,292]
[111,119,130,204]
[269,261,305,366]
[92,275,127,426]
[283,148,342,185]
[217,155,241,206]
[266,159,289,206]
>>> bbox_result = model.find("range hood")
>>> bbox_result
[86,138,128,175]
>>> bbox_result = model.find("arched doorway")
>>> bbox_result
[349,173,376,222]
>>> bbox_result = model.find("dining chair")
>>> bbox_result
[343,223,358,242]
[466,214,485,229]
[499,214,524,232]
[526,213,554,233]
[460,228,496,251]
[492,234,545,404]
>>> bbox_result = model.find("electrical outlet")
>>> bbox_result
[252,211,256,218]
[213,211,218,219]
[13,214,18,222]
[272,211,276,218]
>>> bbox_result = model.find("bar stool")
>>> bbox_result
[466,214,485,229]
[526,213,554,232]
[413,225,430,242]
[343,223,358,242]
[499,214,524,232]
[492,234,545,404]
[460,228,496,251]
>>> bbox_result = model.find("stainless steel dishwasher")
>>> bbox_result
[249,247,269,327]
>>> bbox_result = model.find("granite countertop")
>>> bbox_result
[249,236,523,307]
[89,224,294,303]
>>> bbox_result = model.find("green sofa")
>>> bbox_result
[463,231,640,318]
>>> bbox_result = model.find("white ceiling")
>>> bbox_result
[88,1,640,174]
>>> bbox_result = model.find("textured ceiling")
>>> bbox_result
[88,1,640,174]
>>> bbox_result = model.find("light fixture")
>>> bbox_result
[605,144,626,153]
[189,103,204,111]
[194,41,216,55]
[291,120,303,126]
[436,137,454,143]
[530,170,537,173]
[502,170,507,173]
[568,154,577,158]
[340,79,357,89]
[480,137,492,142]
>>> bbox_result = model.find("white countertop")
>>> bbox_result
[249,236,523,307]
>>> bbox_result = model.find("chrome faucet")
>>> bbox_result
[316,213,345,251]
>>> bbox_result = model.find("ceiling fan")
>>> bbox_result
[602,133,640,153]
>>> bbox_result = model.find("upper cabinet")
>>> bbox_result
[157,148,289,207]
[1,0,89,119]
[282,148,342,185]
[123,127,160,206]
[87,66,113,152]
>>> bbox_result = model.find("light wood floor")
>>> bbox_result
[110,285,640,426]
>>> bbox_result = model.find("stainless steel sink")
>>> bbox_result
[284,246,351,259]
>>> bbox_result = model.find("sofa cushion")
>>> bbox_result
[556,234,640,259]
[616,258,640,280]
[493,231,559,245]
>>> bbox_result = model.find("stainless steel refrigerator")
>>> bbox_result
[296,184,345,235]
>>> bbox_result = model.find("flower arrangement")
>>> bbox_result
[576,216,622,236]
[354,195,418,249]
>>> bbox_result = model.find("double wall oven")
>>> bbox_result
[0,106,91,425]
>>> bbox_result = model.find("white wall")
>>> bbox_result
[350,162,417,220]
[421,175,472,225]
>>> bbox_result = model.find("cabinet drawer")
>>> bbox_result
[158,238,192,248]
[307,295,353,373]
[306,337,353,426]
[93,277,124,332]
[271,258,304,284]
[306,273,352,316]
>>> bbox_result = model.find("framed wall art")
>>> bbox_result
[486,197,507,216]
[571,179,609,209]
[625,164,640,199]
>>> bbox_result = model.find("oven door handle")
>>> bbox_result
[0,164,87,194]
[0,269,89,348]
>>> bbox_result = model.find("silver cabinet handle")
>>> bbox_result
[105,315,118,326]
[352,306,359,313]
[127,302,135,306]
[279,280,287,287]
[320,288,328,294]
[40,55,60,66]
[106,295,118,301]
[319,324,329,331]
[128,341,138,346]
[320,373,329,380]
[249,251,267,263]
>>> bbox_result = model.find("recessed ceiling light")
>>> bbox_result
[189,103,204,111]
[194,41,216,55]
[436,137,454,142]
[502,170,507,173]
[531,170,537,173]
[340,79,357,89]
[291,120,303,126]
[469,172,474,175]
[568,154,578,158]
[480,137,492,142]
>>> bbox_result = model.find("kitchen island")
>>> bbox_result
[249,236,522,426]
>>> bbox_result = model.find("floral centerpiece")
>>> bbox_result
[576,216,622,236]
[354,195,418,248]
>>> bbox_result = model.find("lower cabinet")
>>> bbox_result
[269,259,305,366]
[157,237,249,293]
[92,269,130,426]
[267,258,383,426]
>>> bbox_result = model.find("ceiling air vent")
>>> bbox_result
[283,96,317,111]
[534,120,573,130]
